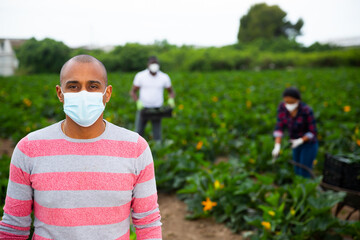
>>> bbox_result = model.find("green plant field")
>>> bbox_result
[1,67,359,238]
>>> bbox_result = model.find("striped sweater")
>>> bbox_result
[0,120,162,240]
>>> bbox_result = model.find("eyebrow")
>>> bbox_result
[64,80,103,85]
[88,80,102,85]
[64,80,79,85]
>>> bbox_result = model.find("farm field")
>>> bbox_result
[0,67,360,239]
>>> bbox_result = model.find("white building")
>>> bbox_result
[0,39,21,76]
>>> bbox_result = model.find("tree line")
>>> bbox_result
[13,3,360,74]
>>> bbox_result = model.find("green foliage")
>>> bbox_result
[0,68,359,238]
[14,37,360,74]
[237,3,303,43]
[16,38,70,74]
[0,155,11,217]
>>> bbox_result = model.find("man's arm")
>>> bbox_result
[0,141,33,239]
[130,85,140,102]
[131,136,162,240]
[166,86,175,99]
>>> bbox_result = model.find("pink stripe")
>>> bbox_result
[137,136,148,156]
[9,164,31,186]
[31,171,135,191]
[0,230,28,239]
[132,211,161,226]
[3,196,32,217]
[34,201,131,227]
[136,163,155,184]
[115,230,130,240]
[18,136,148,158]
[132,193,158,213]
[0,222,30,231]
[32,233,53,240]
[135,226,162,240]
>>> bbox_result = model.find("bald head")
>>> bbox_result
[60,55,108,85]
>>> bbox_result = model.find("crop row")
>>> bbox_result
[0,67,359,238]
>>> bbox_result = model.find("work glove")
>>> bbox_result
[136,100,144,110]
[290,138,304,149]
[272,143,281,157]
[168,98,175,108]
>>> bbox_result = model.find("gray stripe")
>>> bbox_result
[11,147,32,175]
[135,147,153,175]
[34,216,130,240]
[1,212,32,229]
[7,180,33,201]
[134,220,162,229]
[0,224,29,236]
[31,155,136,174]
[133,178,157,198]
[27,121,139,143]
[132,208,159,219]
[34,189,132,208]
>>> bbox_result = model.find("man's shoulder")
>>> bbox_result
[158,71,170,78]
[135,69,149,78]
[15,121,62,153]
[26,121,62,141]
[106,121,146,144]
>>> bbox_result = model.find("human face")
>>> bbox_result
[56,61,112,105]
[283,96,299,104]
[283,96,299,112]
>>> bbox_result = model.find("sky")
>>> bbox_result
[1,0,360,48]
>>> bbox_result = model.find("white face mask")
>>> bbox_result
[62,88,107,127]
[285,102,299,112]
[148,63,160,73]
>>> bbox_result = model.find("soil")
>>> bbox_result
[0,138,14,156]
[158,193,243,240]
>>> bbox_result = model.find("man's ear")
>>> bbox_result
[56,85,64,103]
[105,85,112,103]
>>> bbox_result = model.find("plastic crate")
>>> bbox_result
[141,107,173,120]
[342,163,360,191]
[323,154,343,187]
[323,154,360,191]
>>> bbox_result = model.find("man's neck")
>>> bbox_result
[62,116,106,139]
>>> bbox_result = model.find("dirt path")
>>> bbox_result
[158,193,243,240]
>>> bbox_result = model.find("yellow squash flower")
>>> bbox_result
[357,139,360,147]
[23,98,32,107]
[178,104,184,110]
[202,197,217,212]
[246,100,252,109]
[261,221,271,230]
[196,141,203,150]
[290,208,296,216]
[344,105,351,112]
[214,180,224,190]
[268,210,275,217]
[212,96,218,102]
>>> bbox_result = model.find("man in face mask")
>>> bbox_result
[130,56,175,142]
[0,55,162,240]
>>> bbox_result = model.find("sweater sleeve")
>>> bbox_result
[273,104,285,138]
[304,107,317,140]
[131,136,162,240]
[0,139,33,239]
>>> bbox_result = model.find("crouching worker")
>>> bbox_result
[0,55,162,240]
[272,87,318,178]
